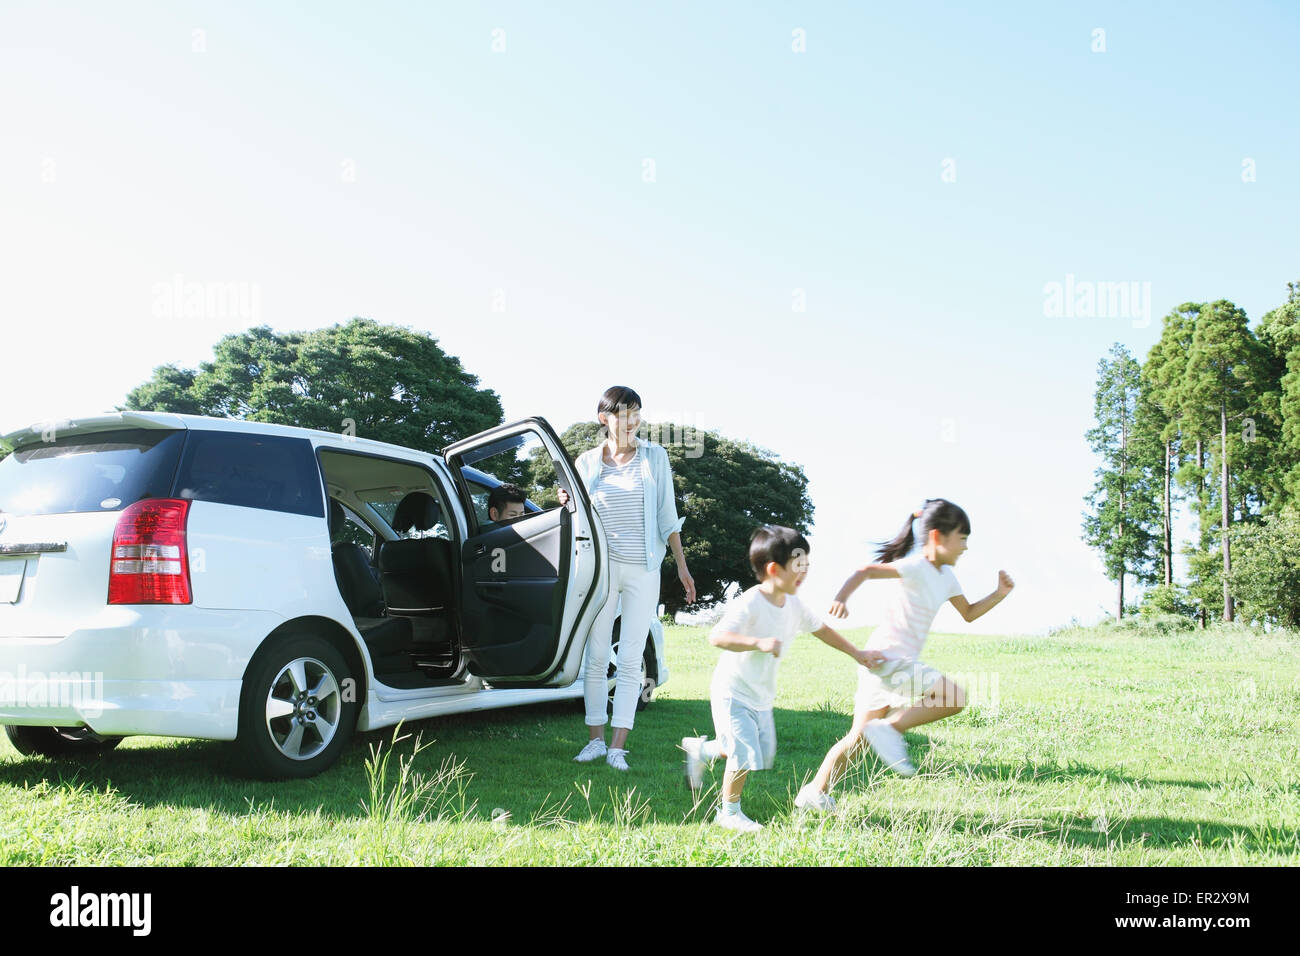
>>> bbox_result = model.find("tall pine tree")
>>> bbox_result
[1083,343,1160,619]
[1176,300,1271,621]
[1140,308,1198,586]
[1258,281,1300,506]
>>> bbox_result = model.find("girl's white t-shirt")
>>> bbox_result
[709,586,827,711]
[865,551,963,661]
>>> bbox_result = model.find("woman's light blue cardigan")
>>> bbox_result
[573,440,684,572]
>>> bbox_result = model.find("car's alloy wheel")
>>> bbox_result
[264,656,342,761]
[238,633,357,779]
[608,632,657,713]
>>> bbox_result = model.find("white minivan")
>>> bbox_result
[0,412,667,778]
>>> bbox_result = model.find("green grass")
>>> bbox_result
[2,622,1298,865]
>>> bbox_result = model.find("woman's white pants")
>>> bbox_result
[583,558,661,730]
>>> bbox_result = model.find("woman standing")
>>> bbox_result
[566,386,696,771]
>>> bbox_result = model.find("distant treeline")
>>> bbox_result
[1084,283,1300,629]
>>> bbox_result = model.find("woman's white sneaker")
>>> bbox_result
[862,719,916,776]
[606,748,630,772]
[573,738,607,763]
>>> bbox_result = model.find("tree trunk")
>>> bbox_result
[1118,414,1127,620]
[1196,439,1205,536]
[1170,439,1180,587]
[1221,400,1233,622]
[1196,438,1207,629]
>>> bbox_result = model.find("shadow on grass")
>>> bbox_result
[835,802,1297,856]
[0,699,1258,854]
[0,699,848,821]
[922,753,1217,790]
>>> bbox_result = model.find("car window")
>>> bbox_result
[364,495,452,541]
[0,428,185,516]
[332,503,378,561]
[174,430,324,517]
[465,478,497,529]
[459,433,559,534]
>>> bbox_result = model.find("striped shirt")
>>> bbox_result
[591,447,646,564]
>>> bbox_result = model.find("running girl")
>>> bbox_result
[795,498,1014,811]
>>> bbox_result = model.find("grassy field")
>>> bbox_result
[2,622,1298,865]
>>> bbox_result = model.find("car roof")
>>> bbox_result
[1,410,439,462]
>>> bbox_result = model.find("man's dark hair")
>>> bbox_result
[488,483,527,517]
[748,524,810,581]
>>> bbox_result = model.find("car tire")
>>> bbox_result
[608,625,657,714]
[236,632,358,780]
[2,725,123,759]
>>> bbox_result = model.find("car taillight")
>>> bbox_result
[108,498,192,604]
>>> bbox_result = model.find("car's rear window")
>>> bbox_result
[173,430,324,517]
[0,428,185,516]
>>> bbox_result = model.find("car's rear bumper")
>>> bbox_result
[0,606,285,739]
[0,678,242,739]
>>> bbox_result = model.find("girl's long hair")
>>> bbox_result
[876,498,971,564]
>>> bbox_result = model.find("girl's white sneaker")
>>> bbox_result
[862,719,917,777]
[573,738,607,763]
[794,784,836,812]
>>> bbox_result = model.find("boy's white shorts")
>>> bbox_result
[711,692,776,772]
[855,658,947,713]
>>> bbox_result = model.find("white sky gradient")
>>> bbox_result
[3,2,1297,634]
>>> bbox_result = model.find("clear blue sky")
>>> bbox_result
[3,1,1297,633]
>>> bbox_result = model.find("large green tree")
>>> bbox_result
[1258,281,1300,505]
[1083,343,1161,620]
[1228,505,1300,629]
[123,319,504,452]
[1174,301,1272,621]
[538,422,814,615]
[1140,307,1198,586]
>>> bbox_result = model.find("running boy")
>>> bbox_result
[682,525,883,832]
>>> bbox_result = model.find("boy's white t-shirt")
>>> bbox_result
[866,551,964,661]
[709,585,827,711]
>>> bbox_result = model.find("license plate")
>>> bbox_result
[0,559,25,603]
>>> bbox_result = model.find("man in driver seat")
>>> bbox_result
[485,484,526,527]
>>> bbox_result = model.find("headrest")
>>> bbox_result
[392,491,440,534]
[329,498,345,537]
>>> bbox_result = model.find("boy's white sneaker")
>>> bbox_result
[606,748,630,772]
[681,735,708,791]
[862,719,916,777]
[714,809,763,832]
[794,784,836,812]
[573,738,607,763]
